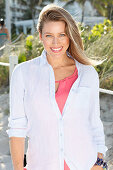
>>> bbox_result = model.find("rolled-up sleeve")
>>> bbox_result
[89,69,108,156]
[6,64,28,138]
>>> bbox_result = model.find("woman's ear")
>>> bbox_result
[39,32,42,41]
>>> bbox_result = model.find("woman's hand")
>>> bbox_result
[91,153,104,170]
[91,165,103,170]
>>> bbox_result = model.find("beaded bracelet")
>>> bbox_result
[94,157,108,169]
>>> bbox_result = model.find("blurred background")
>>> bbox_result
[0,0,113,169]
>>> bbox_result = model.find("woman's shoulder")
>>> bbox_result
[75,58,98,75]
[75,59,98,77]
[78,62,99,87]
[12,56,41,76]
[82,64,98,77]
[0,27,8,33]
[16,56,41,69]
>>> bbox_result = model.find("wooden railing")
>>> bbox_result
[0,34,23,82]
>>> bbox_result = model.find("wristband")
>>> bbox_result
[94,157,108,169]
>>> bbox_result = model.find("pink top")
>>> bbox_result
[55,66,78,170]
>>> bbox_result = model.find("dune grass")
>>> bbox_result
[86,30,113,90]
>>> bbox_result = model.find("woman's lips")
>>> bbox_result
[50,47,63,53]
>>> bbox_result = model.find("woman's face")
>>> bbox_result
[39,21,69,59]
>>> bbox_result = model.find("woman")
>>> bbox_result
[0,18,10,56]
[7,4,108,170]
[0,18,10,45]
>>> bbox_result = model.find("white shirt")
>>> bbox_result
[7,50,108,170]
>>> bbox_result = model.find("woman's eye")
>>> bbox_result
[46,35,52,37]
[60,34,65,37]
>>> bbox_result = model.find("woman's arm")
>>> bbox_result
[5,28,10,41]
[90,153,104,170]
[89,68,108,156]
[89,67,108,169]
[7,62,28,169]
[91,165,103,170]
[9,137,25,170]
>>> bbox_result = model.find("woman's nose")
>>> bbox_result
[52,37,60,44]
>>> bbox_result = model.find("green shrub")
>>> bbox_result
[0,66,9,87]
[18,34,44,61]
[31,34,44,58]
[80,19,112,50]
[88,19,112,41]
[18,52,27,63]
[26,35,34,51]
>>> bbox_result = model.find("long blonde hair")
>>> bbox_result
[37,4,99,66]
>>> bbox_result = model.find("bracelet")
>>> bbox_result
[94,157,108,169]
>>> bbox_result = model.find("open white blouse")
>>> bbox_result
[7,50,108,170]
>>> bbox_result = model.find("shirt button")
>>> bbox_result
[60,148,63,152]
[60,133,62,136]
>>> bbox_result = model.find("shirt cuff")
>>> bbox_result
[97,145,108,157]
[6,128,27,138]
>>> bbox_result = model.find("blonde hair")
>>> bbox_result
[37,4,99,66]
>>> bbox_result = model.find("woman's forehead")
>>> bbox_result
[42,21,66,34]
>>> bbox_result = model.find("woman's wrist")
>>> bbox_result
[97,152,104,159]
[94,157,108,169]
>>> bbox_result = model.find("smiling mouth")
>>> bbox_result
[50,47,63,53]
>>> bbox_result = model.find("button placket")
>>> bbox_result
[59,117,64,170]
[59,118,64,152]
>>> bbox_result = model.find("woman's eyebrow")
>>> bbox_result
[44,32,65,34]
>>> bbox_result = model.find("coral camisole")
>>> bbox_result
[55,66,78,170]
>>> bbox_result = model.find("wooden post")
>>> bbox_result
[9,55,18,83]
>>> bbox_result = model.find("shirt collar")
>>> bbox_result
[39,49,81,76]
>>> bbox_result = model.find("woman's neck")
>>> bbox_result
[46,53,74,69]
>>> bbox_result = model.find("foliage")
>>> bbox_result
[18,52,27,63]
[80,19,112,50]
[17,33,44,63]
[88,19,112,41]
[0,65,9,87]
[79,19,113,90]
[0,55,9,88]
[77,0,113,20]
[24,34,44,61]
[26,35,34,51]
[85,30,113,90]
[92,0,113,20]
[31,34,44,58]
[11,24,18,40]
[0,0,5,19]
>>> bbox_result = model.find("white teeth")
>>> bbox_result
[51,47,62,51]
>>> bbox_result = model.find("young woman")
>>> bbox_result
[0,18,10,56]
[7,4,108,170]
[0,18,10,45]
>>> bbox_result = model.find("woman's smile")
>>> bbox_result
[50,46,63,53]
